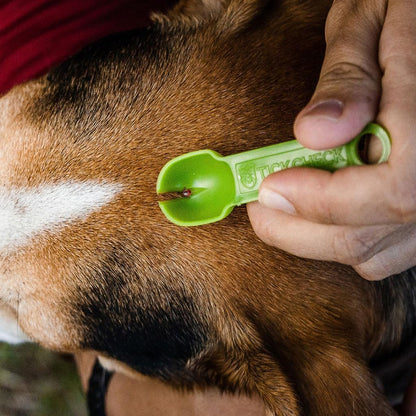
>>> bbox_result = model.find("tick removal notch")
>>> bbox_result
[156,123,391,227]
[157,188,192,201]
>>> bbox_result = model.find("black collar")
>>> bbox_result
[87,358,114,416]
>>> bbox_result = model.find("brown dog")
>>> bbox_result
[0,0,414,414]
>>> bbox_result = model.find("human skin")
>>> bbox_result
[75,352,266,416]
[248,0,416,282]
[247,0,416,411]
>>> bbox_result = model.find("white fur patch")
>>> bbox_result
[0,181,121,253]
[0,308,29,344]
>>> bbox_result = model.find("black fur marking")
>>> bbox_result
[76,251,209,382]
[369,268,416,405]
[375,268,416,353]
[32,26,176,140]
[393,267,416,345]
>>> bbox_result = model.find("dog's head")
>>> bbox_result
[2,0,387,402]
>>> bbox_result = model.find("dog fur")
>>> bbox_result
[0,0,415,414]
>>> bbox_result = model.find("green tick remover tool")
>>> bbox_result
[156,123,391,226]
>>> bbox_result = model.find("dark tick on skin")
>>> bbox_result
[158,188,192,201]
[182,188,192,198]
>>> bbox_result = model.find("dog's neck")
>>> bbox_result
[0,0,172,96]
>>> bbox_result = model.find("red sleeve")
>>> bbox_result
[0,0,173,96]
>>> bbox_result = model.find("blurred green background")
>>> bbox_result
[0,342,87,416]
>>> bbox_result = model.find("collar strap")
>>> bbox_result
[87,358,114,416]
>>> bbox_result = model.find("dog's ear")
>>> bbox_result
[154,0,268,32]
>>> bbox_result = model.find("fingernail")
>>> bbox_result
[259,188,296,214]
[303,99,343,121]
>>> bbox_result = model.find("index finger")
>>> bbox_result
[259,162,398,226]
[260,0,416,226]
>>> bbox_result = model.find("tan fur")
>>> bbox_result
[0,0,411,414]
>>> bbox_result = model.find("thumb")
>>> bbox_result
[294,0,385,150]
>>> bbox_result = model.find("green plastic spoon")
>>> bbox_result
[156,123,391,226]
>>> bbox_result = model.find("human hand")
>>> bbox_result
[248,0,416,280]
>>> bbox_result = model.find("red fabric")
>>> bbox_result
[0,0,172,96]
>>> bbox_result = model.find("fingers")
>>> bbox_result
[258,164,400,226]
[378,0,416,158]
[355,253,415,281]
[250,0,416,278]
[247,202,416,280]
[294,0,385,150]
[353,224,416,279]
[286,0,392,226]
[263,0,416,227]
[247,201,390,265]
